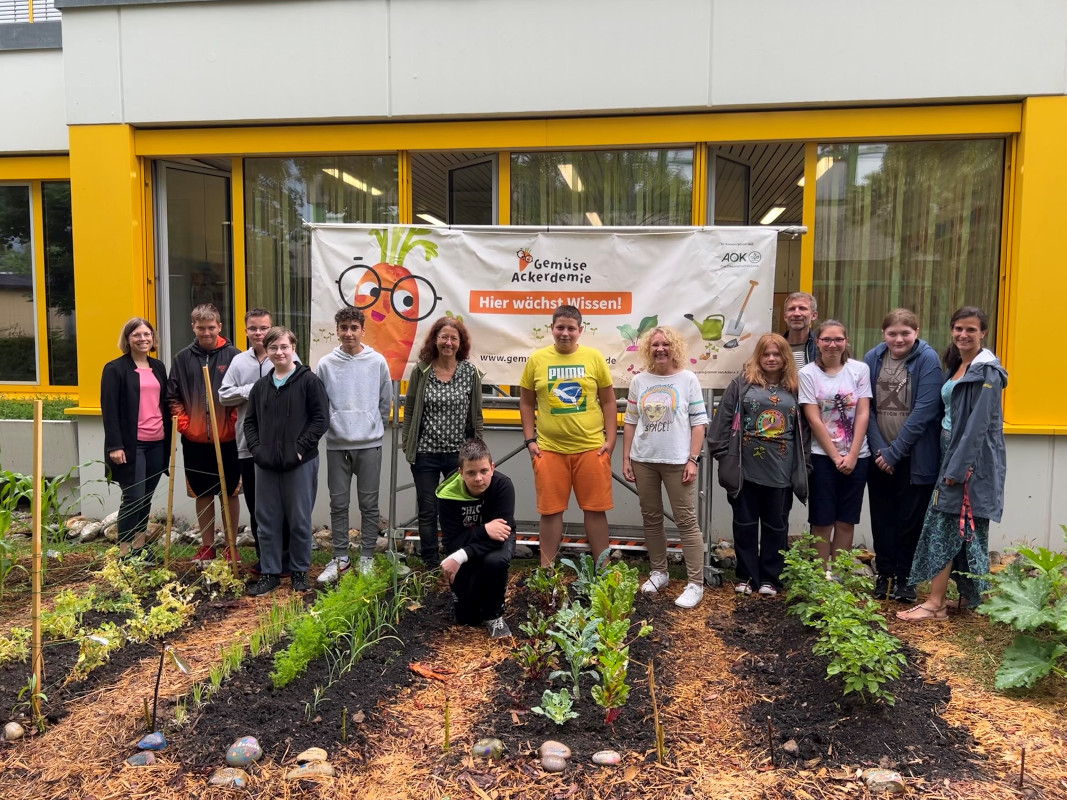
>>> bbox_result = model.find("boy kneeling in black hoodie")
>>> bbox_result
[244,327,329,595]
[437,439,516,638]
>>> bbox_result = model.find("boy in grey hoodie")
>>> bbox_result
[315,308,393,584]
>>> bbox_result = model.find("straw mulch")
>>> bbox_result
[1,584,1065,799]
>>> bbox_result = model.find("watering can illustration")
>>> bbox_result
[684,313,726,342]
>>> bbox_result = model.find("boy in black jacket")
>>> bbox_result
[437,439,516,638]
[244,327,329,595]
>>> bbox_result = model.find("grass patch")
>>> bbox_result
[0,395,78,420]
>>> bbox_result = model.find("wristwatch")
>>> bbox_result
[524,437,538,447]
[688,455,701,464]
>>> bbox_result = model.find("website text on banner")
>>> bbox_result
[308,225,777,389]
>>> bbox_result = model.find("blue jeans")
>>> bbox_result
[410,451,459,568]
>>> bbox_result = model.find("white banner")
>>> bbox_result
[309,225,777,389]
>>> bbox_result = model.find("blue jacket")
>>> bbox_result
[932,350,1008,523]
[863,340,944,484]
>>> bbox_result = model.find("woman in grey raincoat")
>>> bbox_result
[897,307,1007,621]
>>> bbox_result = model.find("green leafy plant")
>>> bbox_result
[548,603,600,699]
[559,549,611,601]
[201,559,245,599]
[782,535,906,705]
[68,622,126,683]
[977,526,1067,690]
[41,586,94,639]
[531,688,579,725]
[126,583,196,643]
[526,566,568,611]
[0,627,30,665]
[15,673,49,732]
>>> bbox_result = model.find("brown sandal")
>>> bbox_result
[896,603,948,622]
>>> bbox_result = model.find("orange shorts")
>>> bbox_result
[532,449,614,515]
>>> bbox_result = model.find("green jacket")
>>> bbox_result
[402,360,485,464]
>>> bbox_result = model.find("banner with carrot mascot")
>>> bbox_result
[309,224,777,389]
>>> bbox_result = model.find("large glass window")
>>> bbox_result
[0,185,36,383]
[814,140,1005,356]
[244,156,399,357]
[511,149,693,226]
[43,182,77,386]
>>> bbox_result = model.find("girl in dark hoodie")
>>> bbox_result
[898,307,1007,621]
[863,309,944,603]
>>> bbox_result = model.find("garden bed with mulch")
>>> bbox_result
[714,593,986,780]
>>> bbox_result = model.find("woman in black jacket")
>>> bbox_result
[101,317,171,559]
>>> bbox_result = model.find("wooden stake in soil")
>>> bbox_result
[648,659,665,763]
[201,365,240,576]
[30,399,45,706]
[342,706,347,743]
[163,416,178,569]
[766,716,776,767]
[443,691,451,752]
[1019,746,1026,788]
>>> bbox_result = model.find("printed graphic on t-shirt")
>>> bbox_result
[639,384,679,433]
[548,365,588,414]
[461,500,483,529]
[820,391,857,450]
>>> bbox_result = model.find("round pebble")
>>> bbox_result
[126,751,156,766]
[471,737,503,759]
[538,740,572,760]
[209,767,249,788]
[295,746,328,764]
[541,754,568,773]
[226,736,263,767]
[137,731,167,750]
[591,749,621,766]
[286,762,336,779]
[4,722,25,741]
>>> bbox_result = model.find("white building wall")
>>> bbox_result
[0,48,68,152]
[58,0,1067,127]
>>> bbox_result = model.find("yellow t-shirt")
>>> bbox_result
[520,344,614,454]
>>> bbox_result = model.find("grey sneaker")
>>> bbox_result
[316,556,351,585]
[486,616,512,639]
[358,556,375,576]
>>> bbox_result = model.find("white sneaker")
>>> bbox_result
[641,570,670,595]
[758,583,778,597]
[316,556,351,586]
[675,583,704,608]
[734,581,752,595]
[358,556,375,576]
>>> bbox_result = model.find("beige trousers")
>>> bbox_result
[631,460,705,585]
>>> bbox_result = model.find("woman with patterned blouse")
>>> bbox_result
[709,333,807,596]
[402,317,484,569]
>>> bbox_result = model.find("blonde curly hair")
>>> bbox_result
[637,326,689,371]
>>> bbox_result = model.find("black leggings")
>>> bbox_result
[117,440,167,544]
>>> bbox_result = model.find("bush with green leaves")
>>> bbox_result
[782,534,906,705]
[977,525,1067,690]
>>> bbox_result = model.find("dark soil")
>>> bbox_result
[167,587,454,770]
[713,595,987,780]
[475,586,670,765]
[0,582,232,727]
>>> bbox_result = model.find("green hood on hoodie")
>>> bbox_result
[435,469,479,502]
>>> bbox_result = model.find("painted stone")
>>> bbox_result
[538,740,572,760]
[471,737,504,759]
[591,750,621,766]
[864,769,905,794]
[286,762,336,779]
[3,722,25,741]
[126,752,156,766]
[209,767,250,788]
[226,736,263,767]
[295,746,328,764]
[137,731,167,750]
[541,754,568,773]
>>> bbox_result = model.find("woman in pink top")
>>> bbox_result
[101,318,172,560]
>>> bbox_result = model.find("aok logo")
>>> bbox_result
[720,251,762,264]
